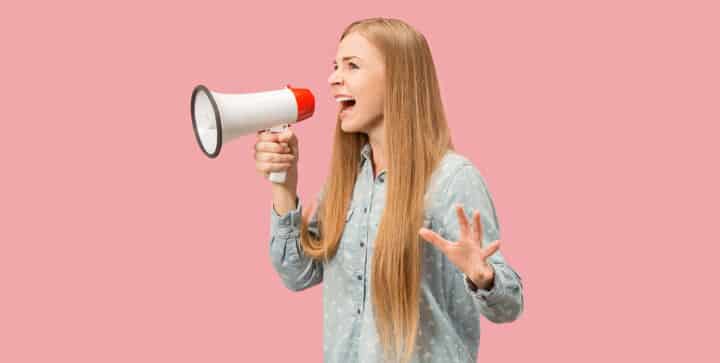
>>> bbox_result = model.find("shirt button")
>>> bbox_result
[357,309,361,314]
[364,207,367,213]
[360,242,364,247]
[357,275,362,281]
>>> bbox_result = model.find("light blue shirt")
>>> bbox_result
[270,143,524,362]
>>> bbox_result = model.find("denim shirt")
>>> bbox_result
[270,143,524,363]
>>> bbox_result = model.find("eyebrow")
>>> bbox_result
[332,56,360,65]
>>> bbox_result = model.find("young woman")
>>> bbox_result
[255,17,524,363]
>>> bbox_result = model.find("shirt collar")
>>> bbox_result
[360,142,386,183]
[360,142,372,162]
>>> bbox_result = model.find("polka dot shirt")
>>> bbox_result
[270,143,524,362]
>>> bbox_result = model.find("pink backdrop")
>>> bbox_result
[1,0,718,362]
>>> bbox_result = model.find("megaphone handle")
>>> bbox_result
[266,124,289,184]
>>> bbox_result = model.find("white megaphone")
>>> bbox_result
[191,84,315,184]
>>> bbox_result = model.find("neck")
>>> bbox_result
[367,127,386,178]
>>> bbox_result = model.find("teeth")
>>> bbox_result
[335,97,355,103]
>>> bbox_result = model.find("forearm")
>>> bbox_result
[272,183,298,216]
[269,195,323,292]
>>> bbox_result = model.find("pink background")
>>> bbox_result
[1,0,718,362]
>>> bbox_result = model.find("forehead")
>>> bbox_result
[334,32,383,63]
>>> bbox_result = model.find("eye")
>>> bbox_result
[333,63,358,71]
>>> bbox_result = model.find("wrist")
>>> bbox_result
[271,184,298,216]
[271,169,298,192]
[470,265,495,291]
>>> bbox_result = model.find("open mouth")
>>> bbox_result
[337,97,356,113]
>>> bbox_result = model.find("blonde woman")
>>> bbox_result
[255,17,524,363]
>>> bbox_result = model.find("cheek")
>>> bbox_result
[368,88,384,111]
[360,84,384,107]
[369,78,385,109]
[352,75,384,112]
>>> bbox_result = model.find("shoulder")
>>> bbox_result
[430,150,485,192]
[425,151,492,212]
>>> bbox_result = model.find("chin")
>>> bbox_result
[339,112,378,134]
[340,116,361,133]
[340,121,357,133]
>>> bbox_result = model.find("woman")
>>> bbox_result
[255,17,524,363]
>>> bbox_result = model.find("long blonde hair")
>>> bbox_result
[299,18,454,363]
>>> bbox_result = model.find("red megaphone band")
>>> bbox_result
[287,84,315,122]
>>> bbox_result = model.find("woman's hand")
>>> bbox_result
[418,203,501,290]
[254,128,299,188]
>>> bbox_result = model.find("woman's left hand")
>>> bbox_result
[418,203,501,290]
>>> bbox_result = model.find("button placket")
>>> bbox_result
[358,164,380,314]
[343,205,359,260]
[339,180,363,288]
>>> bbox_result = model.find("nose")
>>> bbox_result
[328,68,342,86]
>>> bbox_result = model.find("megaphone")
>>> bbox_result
[191,84,315,183]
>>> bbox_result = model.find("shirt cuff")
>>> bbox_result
[270,196,302,238]
[463,264,504,303]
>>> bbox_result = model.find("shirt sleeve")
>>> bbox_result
[439,164,524,323]
[269,194,324,292]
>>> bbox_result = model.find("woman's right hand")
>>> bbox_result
[254,128,299,187]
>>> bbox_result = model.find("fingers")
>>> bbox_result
[457,205,484,245]
[254,129,297,177]
[255,161,293,174]
[255,151,296,163]
[255,141,290,154]
[483,240,501,259]
[472,210,483,242]
[455,204,470,240]
[254,141,293,175]
[256,129,298,161]
[255,130,291,152]
[258,128,297,145]
[418,227,449,252]
[278,130,299,161]
[276,129,297,146]
[256,130,280,142]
